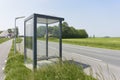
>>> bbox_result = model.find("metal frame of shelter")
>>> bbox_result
[24,13,64,69]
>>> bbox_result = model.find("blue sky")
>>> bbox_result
[0,0,120,37]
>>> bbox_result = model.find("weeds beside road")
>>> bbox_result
[0,38,10,44]
[4,40,96,80]
[4,41,31,80]
[16,38,23,43]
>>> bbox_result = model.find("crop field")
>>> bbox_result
[63,38,120,50]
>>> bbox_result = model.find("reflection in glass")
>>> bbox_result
[25,18,33,63]
[37,22,60,60]
[37,24,46,58]
[48,23,59,57]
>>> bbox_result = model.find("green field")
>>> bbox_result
[38,37,120,50]
[63,38,120,50]
[0,38,10,44]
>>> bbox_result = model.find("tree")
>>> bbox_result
[8,29,12,33]
[37,26,46,37]
[69,26,78,38]
[62,22,71,38]
[52,26,59,38]
[77,29,88,38]
[62,22,88,38]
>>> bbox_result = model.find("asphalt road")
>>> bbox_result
[37,40,120,67]
[0,40,12,80]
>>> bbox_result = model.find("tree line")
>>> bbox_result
[37,22,88,38]
[62,22,88,38]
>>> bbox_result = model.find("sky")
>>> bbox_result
[0,0,120,37]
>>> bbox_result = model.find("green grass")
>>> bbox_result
[4,41,31,80]
[16,37,23,43]
[5,40,96,80]
[38,37,59,42]
[62,38,120,50]
[0,38,10,44]
[38,37,120,50]
[32,61,96,80]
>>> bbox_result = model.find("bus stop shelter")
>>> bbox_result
[24,13,64,69]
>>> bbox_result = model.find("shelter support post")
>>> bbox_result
[33,15,37,69]
[46,22,48,58]
[59,20,62,60]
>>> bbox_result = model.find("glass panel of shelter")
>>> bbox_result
[37,23,46,59]
[25,18,33,64]
[48,23,59,58]
[37,18,59,60]
[24,14,64,70]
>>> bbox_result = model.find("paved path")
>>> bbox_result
[0,40,12,80]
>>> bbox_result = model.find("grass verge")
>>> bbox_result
[32,61,96,80]
[4,41,31,80]
[5,40,96,80]
[16,37,23,43]
[0,38,10,44]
